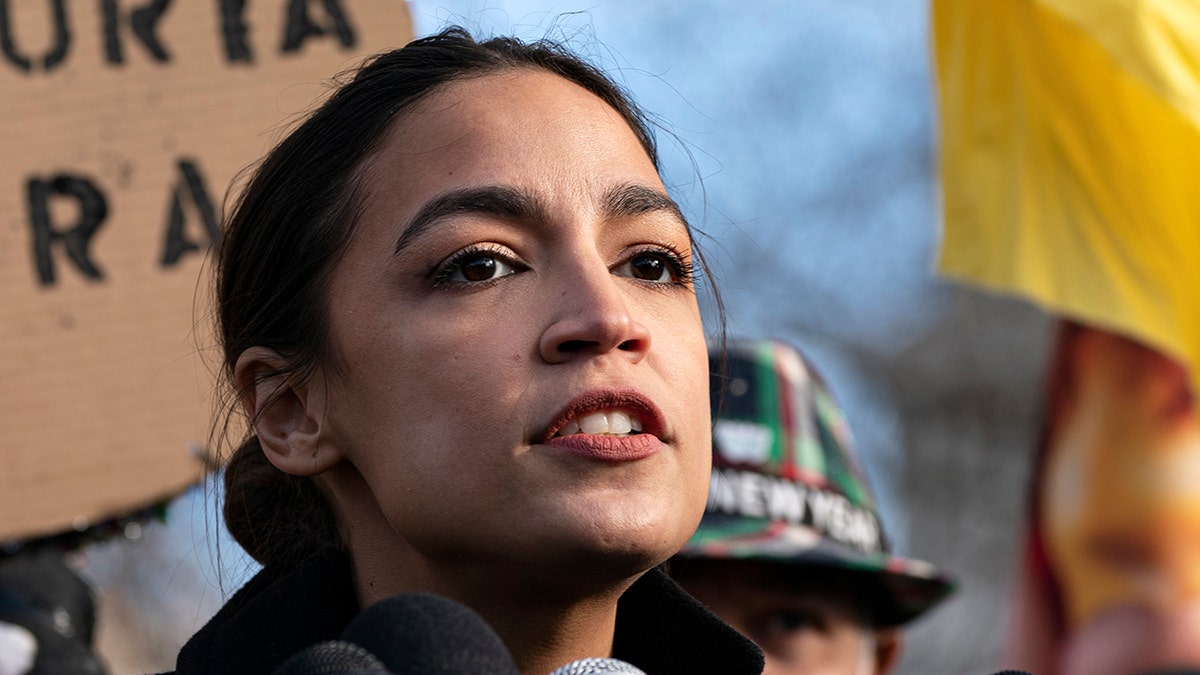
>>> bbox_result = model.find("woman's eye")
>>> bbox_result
[456,254,514,282]
[435,246,521,287]
[616,250,691,284]
[629,254,669,281]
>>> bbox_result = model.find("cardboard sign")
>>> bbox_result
[0,0,412,541]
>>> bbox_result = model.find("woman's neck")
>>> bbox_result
[327,468,644,674]
[353,549,634,674]
[344,528,638,673]
[474,585,625,675]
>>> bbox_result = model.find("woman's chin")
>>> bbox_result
[555,522,687,570]
[397,482,705,592]
[504,511,696,589]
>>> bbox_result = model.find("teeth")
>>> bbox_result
[580,412,609,435]
[609,411,632,434]
[554,410,644,437]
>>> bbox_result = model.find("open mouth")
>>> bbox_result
[539,388,666,443]
[553,410,645,437]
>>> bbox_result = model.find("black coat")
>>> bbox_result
[164,548,764,674]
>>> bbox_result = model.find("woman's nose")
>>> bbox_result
[538,269,651,365]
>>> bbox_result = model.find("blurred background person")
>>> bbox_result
[1010,322,1200,675]
[672,339,955,674]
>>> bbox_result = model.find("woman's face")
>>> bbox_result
[318,69,711,589]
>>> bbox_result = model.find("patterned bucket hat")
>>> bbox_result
[679,339,955,627]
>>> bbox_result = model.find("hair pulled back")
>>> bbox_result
[217,27,664,568]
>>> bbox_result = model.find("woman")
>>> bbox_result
[171,28,763,674]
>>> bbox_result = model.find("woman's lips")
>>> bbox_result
[542,432,663,462]
[536,388,668,462]
[538,388,666,440]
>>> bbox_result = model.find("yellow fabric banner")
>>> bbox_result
[933,0,1200,393]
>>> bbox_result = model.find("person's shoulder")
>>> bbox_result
[173,548,358,674]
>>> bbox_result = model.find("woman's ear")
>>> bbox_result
[234,346,343,476]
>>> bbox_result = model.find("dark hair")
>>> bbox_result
[217,27,715,568]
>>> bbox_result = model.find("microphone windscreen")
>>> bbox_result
[272,639,387,674]
[0,621,36,675]
[341,593,519,675]
[549,657,647,674]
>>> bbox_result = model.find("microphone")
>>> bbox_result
[0,621,37,675]
[549,657,647,674]
[341,593,520,675]
[273,640,389,674]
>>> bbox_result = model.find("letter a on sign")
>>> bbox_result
[0,1,412,542]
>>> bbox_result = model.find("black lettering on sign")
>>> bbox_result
[219,0,250,63]
[100,0,173,64]
[27,174,108,286]
[160,159,219,266]
[0,0,70,73]
[281,0,354,54]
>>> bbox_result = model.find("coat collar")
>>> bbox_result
[173,549,763,674]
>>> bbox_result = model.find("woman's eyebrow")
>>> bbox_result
[393,183,687,256]
[603,183,688,227]
[394,186,542,255]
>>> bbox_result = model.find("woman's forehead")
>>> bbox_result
[368,69,650,171]
[351,69,667,244]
